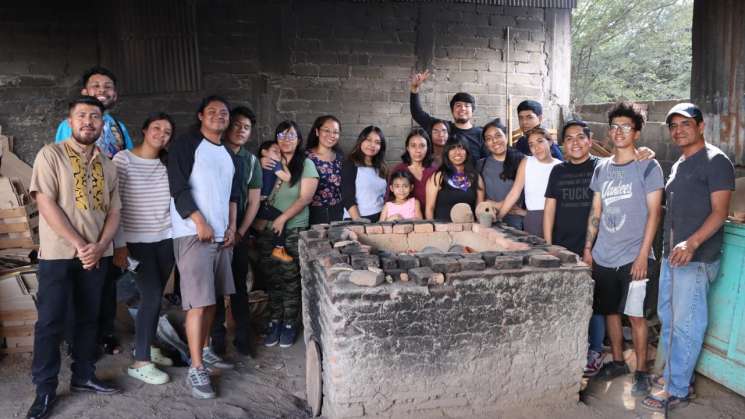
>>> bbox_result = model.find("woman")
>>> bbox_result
[112,113,175,385]
[390,128,438,209]
[305,115,344,224]
[256,120,318,349]
[425,135,485,221]
[478,119,526,229]
[497,127,561,237]
[430,118,449,167]
[341,126,388,222]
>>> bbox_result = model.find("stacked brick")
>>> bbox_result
[299,221,592,418]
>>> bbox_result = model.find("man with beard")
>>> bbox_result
[410,70,485,160]
[55,66,132,355]
[27,96,122,419]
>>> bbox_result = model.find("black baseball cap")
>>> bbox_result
[666,103,703,125]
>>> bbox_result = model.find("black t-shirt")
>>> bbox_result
[544,156,599,255]
[663,144,735,262]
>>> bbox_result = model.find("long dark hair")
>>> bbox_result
[481,118,522,181]
[348,125,387,179]
[436,135,479,188]
[275,120,305,187]
[400,127,434,167]
[306,115,342,153]
[141,112,175,165]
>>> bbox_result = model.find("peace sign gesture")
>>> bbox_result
[410,69,431,93]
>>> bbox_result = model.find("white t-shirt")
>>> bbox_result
[524,156,561,211]
[170,139,235,241]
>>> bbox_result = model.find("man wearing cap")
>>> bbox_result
[513,100,563,160]
[642,103,735,411]
[410,70,485,160]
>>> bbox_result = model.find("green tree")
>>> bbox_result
[571,0,693,105]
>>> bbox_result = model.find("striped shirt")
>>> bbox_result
[113,150,172,246]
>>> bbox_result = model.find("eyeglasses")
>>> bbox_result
[609,124,634,134]
[277,132,298,142]
[484,135,505,142]
[319,128,340,136]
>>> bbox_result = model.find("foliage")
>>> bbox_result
[571,0,693,105]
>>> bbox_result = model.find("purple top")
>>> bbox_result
[307,150,342,207]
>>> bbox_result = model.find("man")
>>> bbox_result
[410,69,484,160]
[210,106,262,357]
[544,120,606,376]
[27,96,121,419]
[168,95,240,399]
[56,66,132,355]
[55,66,133,157]
[583,102,664,396]
[642,103,735,411]
[513,100,563,160]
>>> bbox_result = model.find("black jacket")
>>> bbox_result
[167,128,241,219]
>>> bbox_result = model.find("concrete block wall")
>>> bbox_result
[0,1,570,165]
[298,221,593,418]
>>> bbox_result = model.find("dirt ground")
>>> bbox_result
[2,331,744,419]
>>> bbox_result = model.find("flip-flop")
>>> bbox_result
[641,393,689,411]
[649,374,696,399]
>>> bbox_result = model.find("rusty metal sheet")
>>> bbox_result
[691,0,745,165]
[348,0,577,8]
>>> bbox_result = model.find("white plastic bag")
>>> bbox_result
[624,278,649,317]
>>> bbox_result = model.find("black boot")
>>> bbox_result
[27,393,56,419]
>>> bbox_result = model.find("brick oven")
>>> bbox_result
[299,221,593,418]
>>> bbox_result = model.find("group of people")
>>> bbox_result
[24,65,735,419]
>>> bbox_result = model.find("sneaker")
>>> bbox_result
[583,350,603,377]
[595,361,630,381]
[631,371,652,396]
[150,347,173,367]
[187,366,215,399]
[202,346,234,370]
[279,323,297,348]
[128,363,170,385]
[271,246,294,262]
[264,320,281,347]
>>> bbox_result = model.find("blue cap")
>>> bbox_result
[666,103,703,125]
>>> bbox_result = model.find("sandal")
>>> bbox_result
[649,374,696,399]
[641,393,689,411]
[128,363,170,385]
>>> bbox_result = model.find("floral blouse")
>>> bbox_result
[307,150,342,207]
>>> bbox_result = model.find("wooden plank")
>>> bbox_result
[0,345,33,354]
[0,309,37,322]
[0,221,32,234]
[0,237,36,249]
[0,323,34,337]
[0,205,34,218]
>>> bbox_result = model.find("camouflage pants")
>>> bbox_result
[256,226,302,324]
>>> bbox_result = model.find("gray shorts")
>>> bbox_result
[174,235,235,310]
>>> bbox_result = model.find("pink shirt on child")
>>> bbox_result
[385,198,418,220]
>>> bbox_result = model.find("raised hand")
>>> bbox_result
[410,70,431,93]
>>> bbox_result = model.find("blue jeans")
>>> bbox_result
[658,257,720,397]
[589,314,605,353]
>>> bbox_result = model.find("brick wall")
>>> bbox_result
[0,1,570,165]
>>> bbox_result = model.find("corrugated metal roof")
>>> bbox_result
[347,0,576,8]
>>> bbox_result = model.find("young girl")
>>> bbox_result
[380,170,423,221]
[257,140,293,262]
